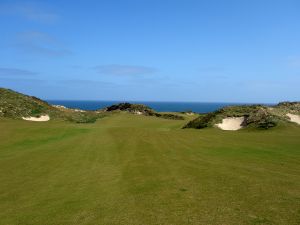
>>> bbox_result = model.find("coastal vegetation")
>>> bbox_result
[3,88,299,129]
[103,102,185,120]
[0,88,184,123]
[0,88,102,123]
[184,103,300,130]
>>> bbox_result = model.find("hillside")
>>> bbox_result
[0,88,52,118]
[0,88,101,123]
[183,103,300,130]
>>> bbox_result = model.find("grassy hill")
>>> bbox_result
[183,103,300,129]
[0,88,103,123]
[0,88,53,118]
[0,113,299,224]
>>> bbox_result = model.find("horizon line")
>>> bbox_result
[46,99,276,105]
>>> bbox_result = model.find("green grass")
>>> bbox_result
[0,113,300,225]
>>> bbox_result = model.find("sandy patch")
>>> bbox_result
[22,115,50,122]
[186,112,195,116]
[216,117,245,130]
[134,111,143,115]
[286,113,300,125]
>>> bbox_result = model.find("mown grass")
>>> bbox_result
[0,113,300,225]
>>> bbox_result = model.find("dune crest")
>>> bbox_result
[216,117,245,130]
[22,115,50,122]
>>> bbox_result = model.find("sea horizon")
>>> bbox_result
[47,100,275,113]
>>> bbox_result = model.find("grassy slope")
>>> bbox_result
[0,88,103,123]
[0,113,300,225]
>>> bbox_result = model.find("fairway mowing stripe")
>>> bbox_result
[0,115,300,224]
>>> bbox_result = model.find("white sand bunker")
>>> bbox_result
[286,113,300,125]
[22,115,50,122]
[216,117,245,130]
[134,111,143,115]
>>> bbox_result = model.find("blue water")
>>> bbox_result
[47,100,259,113]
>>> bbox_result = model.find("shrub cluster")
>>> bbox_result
[104,102,184,120]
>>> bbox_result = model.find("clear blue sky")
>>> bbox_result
[0,0,299,102]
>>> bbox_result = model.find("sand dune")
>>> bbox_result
[22,115,50,122]
[216,117,245,130]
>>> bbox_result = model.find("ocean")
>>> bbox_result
[46,100,261,113]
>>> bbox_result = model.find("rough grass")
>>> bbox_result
[0,114,300,225]
[183,105,290,130]
[0,88,105,123]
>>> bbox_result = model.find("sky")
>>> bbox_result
[0,0,299,103]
